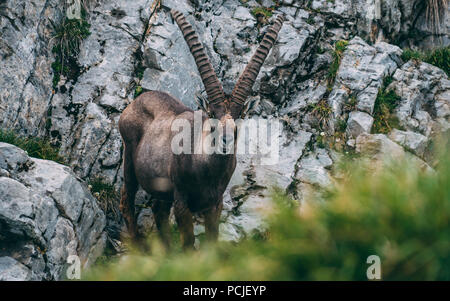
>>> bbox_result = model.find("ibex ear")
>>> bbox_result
[241,97,259,118]
[195,92,210,115]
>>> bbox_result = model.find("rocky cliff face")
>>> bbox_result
[0,0,449,244]
[0,143,106,280]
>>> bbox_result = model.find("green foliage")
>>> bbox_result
[402,49,425,61]
[134,49,146,80]
[306,15,315,25]
[372,77,402,134]
[343,95,357,113]
[85,145,450,280]
[335,40,349,53]
[251,6,274,24]
[426,47,450,76]
[51,16,91,88]
[336,118,347,133]
[328,40,348,88]
[0,129,64,164]
[134,85,143,98]
[310,99,332,129]
[316,133,327,148]
[401,47,450,76]
[51,18,91,59]
[135,67,145,81]
[88,178,120,219]
[316,45,326,54]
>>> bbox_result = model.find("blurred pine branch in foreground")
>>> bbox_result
[85,138,449,281]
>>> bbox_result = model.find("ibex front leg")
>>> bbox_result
[120,145,139,240]
[204,200,223,242]
[173,196,195,251]
[152,199,173,250]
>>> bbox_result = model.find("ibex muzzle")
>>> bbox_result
[118,10,284,249]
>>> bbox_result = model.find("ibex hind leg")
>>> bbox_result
[120,144,139,240]
[173,197,195,251]
[204,200,223,242]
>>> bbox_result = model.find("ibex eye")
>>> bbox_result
[210,126,216,132]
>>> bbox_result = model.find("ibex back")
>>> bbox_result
[119,10,284,250]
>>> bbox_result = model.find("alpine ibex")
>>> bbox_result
[118,9,284,249]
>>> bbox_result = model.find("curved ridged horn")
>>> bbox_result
[171,9,225,105]
[231,15,285,106]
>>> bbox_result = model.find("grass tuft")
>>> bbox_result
[88,178,120,219]
[50,13,91,89]
[0,130,64,164]
[402,47,449,76]
[310,99,332,130]
[328,40,349,88]
[372,77,402,134]
[251,6,274,24]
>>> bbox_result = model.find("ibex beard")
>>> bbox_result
[118,10,284,250]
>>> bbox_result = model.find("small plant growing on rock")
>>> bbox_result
[335,118,348,133]
[0,129,64,164]
[426,47,450,76]
[311,99,332,130]
[328,40,349,89]
[372,77,402,134]
[402,49,426,62]
[88,178,120,219]
[134,85,143,98]
[343,95,358,113]
[316,131,327,148]
[402,47,449,76]
[251,6,274,24]
[50,10,91,89]
[306,15,315,25]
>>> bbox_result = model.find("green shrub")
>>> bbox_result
[372,77,402,134]
[402,47,449,76]
[0,130,64,164]
[84,140,450,281]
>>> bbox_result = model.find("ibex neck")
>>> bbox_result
[191,151,236,181]
[207,152,236,167]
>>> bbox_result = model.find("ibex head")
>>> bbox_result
[171,9,285,148]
